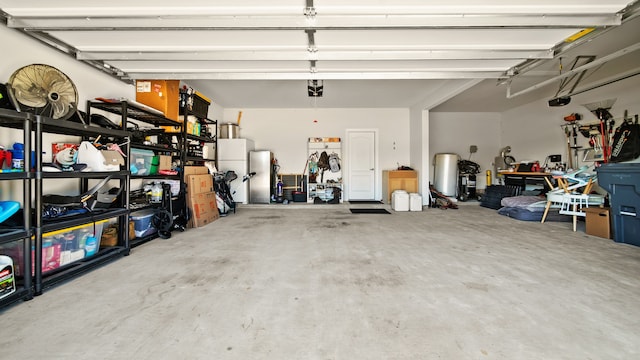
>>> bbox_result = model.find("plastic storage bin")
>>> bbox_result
[596,163,640,246]
[292,191,307,202]
[392,190,410,211]
[130,148,155,176]
[1,239,61,276]
[130,209,157,238]
[410,193,423,211]
[53,220,106,266]
[0,221,105,276]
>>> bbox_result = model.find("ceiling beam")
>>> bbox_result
[2,3,629,17]
[122,71,505,80]
[76,49,554,61]
[6,14,622,30]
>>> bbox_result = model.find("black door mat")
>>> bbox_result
[349,200,383,204]
[350,208,391,214]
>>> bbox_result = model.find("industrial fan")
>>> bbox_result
[7,64,78,120]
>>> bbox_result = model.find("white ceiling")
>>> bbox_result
[1,0,638,111]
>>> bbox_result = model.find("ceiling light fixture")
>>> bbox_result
[308,79,323,97]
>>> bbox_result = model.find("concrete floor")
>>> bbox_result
[1,203,639,359]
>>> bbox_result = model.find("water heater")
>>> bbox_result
[433,153,459,197]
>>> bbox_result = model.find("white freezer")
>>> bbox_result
[217,160,250,204]
[217,139,255,204]
[218,138,255,161]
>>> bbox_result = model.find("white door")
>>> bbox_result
[347,130,376,200]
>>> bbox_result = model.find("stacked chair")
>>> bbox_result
[540,166,604,231]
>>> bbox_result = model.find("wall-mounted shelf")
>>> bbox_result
[307,138,343,204]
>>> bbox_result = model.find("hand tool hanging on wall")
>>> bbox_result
[563,125,574,170]
[583,99,616,163]
[571,122,582,169]
[563,113,582,170]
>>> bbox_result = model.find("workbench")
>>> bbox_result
[498,171,554,192]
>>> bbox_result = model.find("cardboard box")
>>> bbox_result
[135,80,180,121]
[184,166,209,176]
[187,174,213,195]
[187,191,219,228]
[158,155,172,171]
[584,207,611,239]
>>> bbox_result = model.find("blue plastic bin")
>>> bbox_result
[596,163,640,246]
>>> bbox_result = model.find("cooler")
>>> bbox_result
[392,190,410,211]
[410,193,423,211]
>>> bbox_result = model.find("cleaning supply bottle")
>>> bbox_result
[151,183,163,203]
[10,143,24,170]
[276,179,284,197]
[0,255,16,300]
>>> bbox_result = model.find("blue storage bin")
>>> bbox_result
[596,163,640,246]
[130,209,157,238]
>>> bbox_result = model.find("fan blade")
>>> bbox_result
[49,81,76,102]
[42,69,66,90]
[11,66,48,107]
[11,82,47,108]
[48,80,77,119]
[50,101,69,119]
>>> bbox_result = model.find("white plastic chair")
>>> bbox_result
[540,166,598,231]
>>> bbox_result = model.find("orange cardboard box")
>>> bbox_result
[187,174,214,195]
[135,80,180,121]
[584,207,611,239]
[187,191,219,228]
[158,155,172,171]
[184,166,209,176]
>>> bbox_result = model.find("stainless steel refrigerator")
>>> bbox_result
[249,151,274,204]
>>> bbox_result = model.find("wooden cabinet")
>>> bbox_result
[382,170,418,203]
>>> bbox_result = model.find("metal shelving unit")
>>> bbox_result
[0,109,33,308]
[178,106,216,226]
[1,108,133,300]
[1,96,216,306]
[32,113,131,295]
[88,100,184,248]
